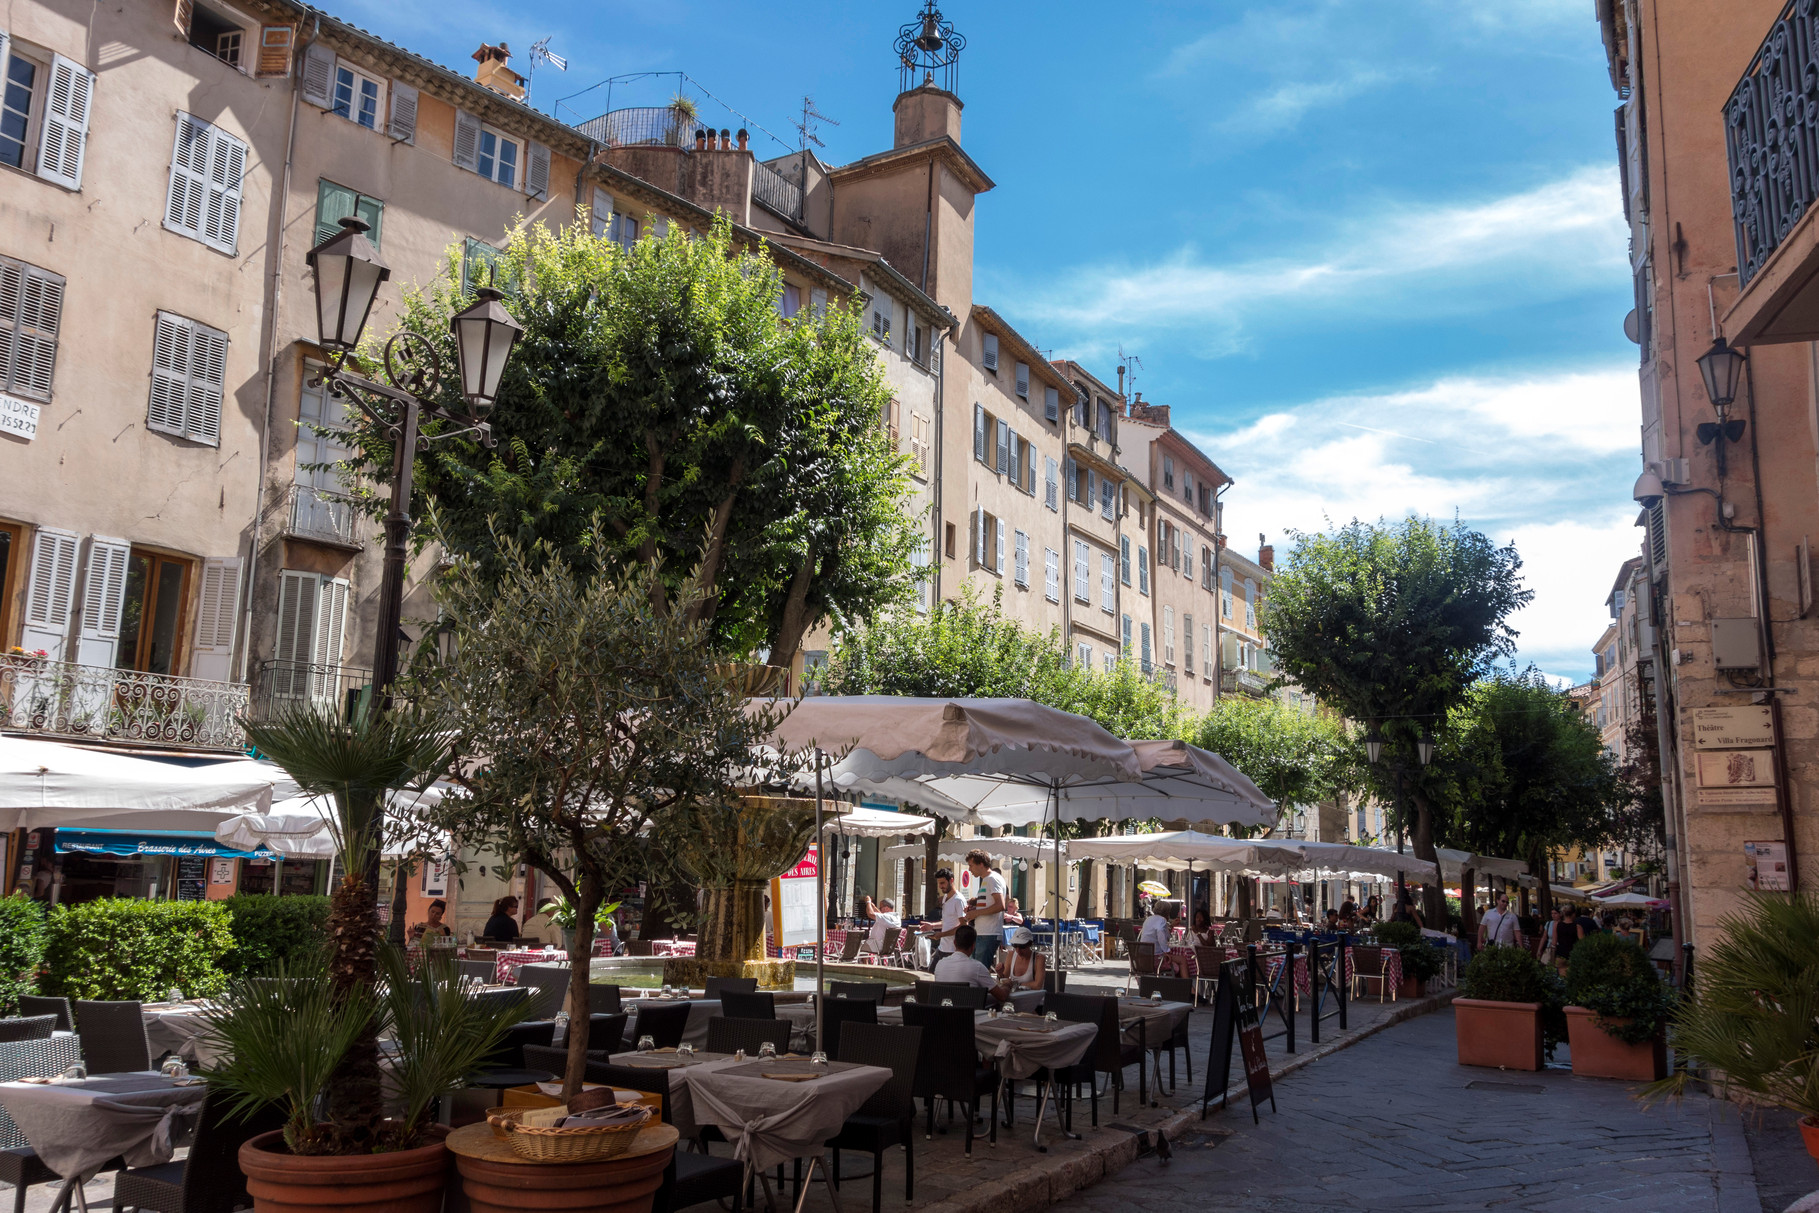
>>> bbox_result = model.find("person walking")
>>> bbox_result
[918,869,966,970]
[1553,903,1586,973]
[959,850,1008,969]
[1478,893,1519,949]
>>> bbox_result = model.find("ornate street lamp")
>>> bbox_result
[1416,733,1436,767]
[304,215,518,700]
[1695,337,1748,473]
[1363,730,1383,765]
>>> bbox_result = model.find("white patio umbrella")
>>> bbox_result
[213,783,451,859]
[819,806,935,838]
[1593,891,1655,908]
[881,836,1068,864]
[1436,848,1528,881]
[1271,840,1440,883]
[1066,829,1302,872]
[0,736,281,831]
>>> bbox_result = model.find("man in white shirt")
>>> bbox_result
[959,850,1008,969]
[1139,901,1176,953]
[918,869,966,970]
[1479,893,1520,949]
[932,925,1005,998]
[862,897,900,955]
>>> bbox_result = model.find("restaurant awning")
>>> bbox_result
[820,807,935,838]
[881,836,1068,864]
[53,828,276,859]
[0,736,282,831]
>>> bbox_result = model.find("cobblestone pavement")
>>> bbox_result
[1054,1006,1766,1213]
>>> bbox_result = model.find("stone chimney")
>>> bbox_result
[1259,536,1274,571]
[1128,397,1171,427]
[472,43,525,100]
[893,83,962,148]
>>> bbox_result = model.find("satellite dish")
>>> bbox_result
[1623,309,1640,344]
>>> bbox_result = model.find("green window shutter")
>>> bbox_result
[315,180,382,249]
[355,193,383,248]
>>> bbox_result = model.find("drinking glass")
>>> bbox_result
[903,994,917,1005]
[678,1043,695,1057]
[159,1057,189,1079]
[661,984,673,998]
[636,1035,655,1053]
[758,1041,777,1059]
[810,1051,828,1067]
[1044,1011,1059,1023]
[940,999,954,1007]
[60,1063,87,1081]
[1001,1003,1016,1015]
[166,987,184,1005]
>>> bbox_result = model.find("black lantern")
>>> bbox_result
[1696,337,1746,414]
[1416,733,1436,767]
[1363,731,1383,765]
[450,287,523,416]
[306,216,390,352]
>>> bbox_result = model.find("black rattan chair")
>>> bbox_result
[586,1062,743,1213]
[703,1016,790,1057]
[1136,976,1194,1090]
[630,1002,692,1051]
[0,1018,54,1044]
[816,997,876,1058]
[457,959,497,985]
[1042,970,1068,995]
[900,1004,996,1156]
[16,997,71,1032]
[717,991,775,1020]
[73,1001,150,1075]
[1047,992,1145,1124]
[702,977,757,999]
[109,1088,282,1212]
[828,1022,921,1213]
[828,982,887,1002]
[589,984,624,1015]
[914,981,987,1009]
[476,1020,558,1072]
[514,964,572,1020]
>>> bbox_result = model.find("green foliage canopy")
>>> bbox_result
[42,898,234,1001]
[0,895,45,1015]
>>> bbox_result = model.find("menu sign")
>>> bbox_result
[1691,706,1774,750]
[175,856,207,901]
[1201,958,1276,1123]
[1236,1000,1275,1120]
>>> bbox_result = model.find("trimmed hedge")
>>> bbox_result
[0,895,46,1014]
[219,895,331,977]
[42,898,235,1001]
[1566,931,1676,1044]
[1460,942,1568,1056]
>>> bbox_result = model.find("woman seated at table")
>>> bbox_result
[482,895,521,943]
[408,898,453,944]
[1189,908,1218,949]
[1360,895,1382,924]
[994,926,1045,993]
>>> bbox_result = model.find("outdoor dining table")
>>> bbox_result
[622,998,818,1053]
[140,1000,224,1068]
[0,1072,203,1210]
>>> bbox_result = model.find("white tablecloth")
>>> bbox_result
[0,1073,201,1180]
[141,1001,224,1067]
[973,1016,1097,1080]
[1116,999,1192,1046]
[683,1058,889,1171]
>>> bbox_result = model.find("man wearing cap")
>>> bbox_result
[917,869,966,971]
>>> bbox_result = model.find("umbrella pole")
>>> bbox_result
[814,748,826,1050]
[1051,783,1062,978]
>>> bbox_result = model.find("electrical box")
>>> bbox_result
[1711,618,1763,670]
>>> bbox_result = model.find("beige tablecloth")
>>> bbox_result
[623,999,819,1053]
[974,1016,1096,1079]
[1117,999,1192,1046]
[683,1058,889,1171]
[141,1001,224,1068]
[0,1073,201,1180]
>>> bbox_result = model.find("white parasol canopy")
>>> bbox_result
[1263,840,1440,882]
[820,807,935,838]
[0,737,282,831]
[1066,829,1301,873]
[1592,891,1655,907]
[213,784,451,859]
[1436,848,1528,881]
[882,836,1067,864]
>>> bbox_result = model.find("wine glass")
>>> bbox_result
[60,1063,87,1082]
[166,987,184,1005]
[636,1035,655,1054]
[678,1043,695,1058]
[758,1041,777,1060]
[160,1057,189,1079]
[810,1051,828,1067]
[1044,1011,1059,1023]
[1001,1002,1016,1016]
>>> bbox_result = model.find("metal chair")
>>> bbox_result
[630,1002,692,1050]
[586,1061,744,1213]
[828,1023,921,1213]
[109,1088,283,1212]
[702,977,757,999]
[834,935,866,963]
[1047,992,1146,1122]
[816,997,877,1058]
[828,982,888,1003]
[704,1016,790,1056]
[514,964,572,1020]
[73,1001,150,1075]
[717,991,775,1020]
[457,959,496,985]
[0,1019,54,1044]
[899,1004,997,1156]
[1192,946,1226,1004]
[15,997,71,1032]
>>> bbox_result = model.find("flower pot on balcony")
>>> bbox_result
[1455,998,1543,1071]
[1564,1006,1667,1081]
[238,1130,450,1213]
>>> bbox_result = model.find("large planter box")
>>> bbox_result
[1565,1006,1666,1081]
[1455,998,1543,1071]
[1398,976,1428,1000]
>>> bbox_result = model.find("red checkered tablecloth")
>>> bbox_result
[494,949,564,983]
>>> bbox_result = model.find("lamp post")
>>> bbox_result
[305,216,521,701]
[1694,337,1748,475]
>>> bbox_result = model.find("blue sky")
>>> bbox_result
[338,0,1636,683]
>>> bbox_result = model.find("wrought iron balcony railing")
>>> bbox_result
[1726,0,1819,287]
[1221,668,1270,696]
[0,654,248,750]
[577,107,696,149]
[752,161,803,223]
[284,484,361,548]
[251,659,374,721]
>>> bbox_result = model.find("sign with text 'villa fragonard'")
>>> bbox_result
[0,394,39,441]
[1691,706,1774,750]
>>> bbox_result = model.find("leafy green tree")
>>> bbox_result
[1261,517,1532,923]
[1189,696,1358,820]
[349,217,920,670]
[821,586,1070,700]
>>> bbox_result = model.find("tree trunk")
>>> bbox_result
[561,889,598,1101]
[324,862,381,1151]
[1459,866,1476,942]
[1410,790,1444,929]
[698,880,769,966]
[921,819,949,915]
[386,857,411,946]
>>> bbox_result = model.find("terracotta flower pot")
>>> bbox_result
[1800,1117,1819,1161]
[1455,998,1543,1071]
[456,1141,670,1213]
[1398,976,1428,1000]
[238,1131,450,1213]
[1565,1006,1667,1081]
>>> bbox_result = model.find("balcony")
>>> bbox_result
[1723,1,1819,344]
[1,654,248,751]
[753,161,803,223]
[284,485,361,549]
[577,107,696,149]
[1221,668,1270,697]
[251,660,374,722]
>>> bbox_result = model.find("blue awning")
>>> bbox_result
[53,829,276,859]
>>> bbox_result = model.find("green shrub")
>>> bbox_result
[1374,920,1445,982]
[0,895,46,1014]
[1565,931,1676,1045]
[1460,941,1568,1056]
[219,895,331,977]
[42,898,235,1001]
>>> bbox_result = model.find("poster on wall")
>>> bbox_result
[209,858,234,886]
[1745,840,1790,891]
[771,844,820,948]
[420,855,450,898]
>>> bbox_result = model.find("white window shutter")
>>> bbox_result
[387,81,418,143]
[526,140,551,200]
[165,115,209,240]
[453,109,481,171]
[0,34,8,84]
[995,519,1006,577]
[315,578,350,668]
[148,313,191,437]
[1044,549,1059,603]
[301,44,335,108]
[189,556,242,682]
[591,188,612,237]
[2,261,65,402]
[21,527,80,659]
[37,55,94,190]
[74,535,131,668]
[273,570,317,665]
[974,509,985,566]
[973,404,985,463]
[1101,554,1114,611]
[203,125,246,253]
[1015,531,1029,586]
[185,323,226,444]
[995,419,1008,475]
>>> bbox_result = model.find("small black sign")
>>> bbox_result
[1236,997,1275,1121]
[174,855,208,902]
[1201,957,1276,1123]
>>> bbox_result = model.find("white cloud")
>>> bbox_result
[1220,68,1399,135]
[1501,516,1644,676]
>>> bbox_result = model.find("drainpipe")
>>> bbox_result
[930,327,945,605]
[1211,477,1231,701]
[241,16,315,686]
[1641,532,1686,981]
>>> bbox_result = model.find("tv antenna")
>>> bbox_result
[525,37,567,110]
[794,95,839,155]
[1119,347,1143,398]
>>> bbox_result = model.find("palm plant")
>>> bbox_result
[239,704,450,1152]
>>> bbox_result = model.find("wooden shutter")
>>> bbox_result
[149,312,226,445]
[185,323,226,444]
[1015,362,1029,398]
[1101,554,1114,611]
[149,313,191,437]
[387,81,418,143]
[21,527,80,659]
[1044,385,1058,422]
[973,403,985,463]
[1045,548,1059,602]
[273,570,317,665]
[174,0,193,35]
[973,509,985,566]
[74,535,130,668]
[189,556,242,681]
[165,115,209,240]
[37,55,93,190]
[0,258,64,402]
[995,419,1008,475]
[301,44,335,108]
[1015,531,1029,586]
[256,24,295,77]
[314,179,356,245]
[995,518,1006,577]
[526,140,551,200]
[1006,431,1020,488]
[453,109,481,171]
[591,188,612,237]
[203,124,246,253]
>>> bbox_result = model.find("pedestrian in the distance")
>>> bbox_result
[1478,893,1519,949]
[1553,904,1585,973]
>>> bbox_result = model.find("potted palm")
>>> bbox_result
[1644,893,1819,1162]
[1563,933,1674,1081]
[1455,943,1564,1071]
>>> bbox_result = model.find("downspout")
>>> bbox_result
[930,326,945,606]
[1641,524,1686,980]
[241,15,315,685]
[1211,477,1231,701]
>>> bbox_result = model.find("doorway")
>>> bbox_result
[118,550,192,674]
[0,521,21,647]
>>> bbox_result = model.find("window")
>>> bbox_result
[1202,545,1214,590]
[116,548,194,675]
[333,62,384,130]
[1183,543,1193,582]
[1221,565,1234,617]
[1184,613,1194,674]
[461,238,500,295]
[185,4,247,68]
[147,311,226,445]
[1163,606,1175,665]
[907,323,921,363]
[1100,553,1114,612]
[271,570,351,707]
[1045,457,1058,510]
[909,412,930,478]
[870,300,892,341]
[1044,548,1060,602]
[1163,455,1175,491]
[1073,391,1088,427]
[1044,385,1058,422]
[1104,653,1116,672]
[1015,361,1029,399]
[1096,399,1114,443]
[313,179,382,248]
[1245,578,1257,629]
[1100,477,1114,521]
[1203,623,1213,672]
[1120,536,1131,585]
[881,398,900,449]
[0,254,64,401]
[591,188,613,238]
[1138,546,1149,595]
[944,522,955,559]
[1014,530,1029,587]
[1064,457,1079,503]
[1,46,91,189]
[1121,613,1132,655]
[0,48,38,170]
[1139,623,1153,672]
[1077,642,1093,669]
[1073,540,1090,603]
[912,535,931,614]
[477,126,518,187]
[779,284,801,319]
[293,370,354,544]
[974,509,1004,575]
[982,333,998,372]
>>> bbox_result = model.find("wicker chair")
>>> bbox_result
[457,959,496,985]
[827,982,887,1002]
[73,1001,150,1075]
[514,964,572,1020]
[585,1061,744,1212]
[109,1089,282,1213]
[717,991,775,1020]
[15,997,71,1032]
[704,1016,790,1056]
[833,935,866,963]
[630,1002,692,1050]
[912,981,986,1009]
[1125,942,1160,991]
[0,1018,54,1044]
[828,1023,921,1213]
[1047,992,1145,1122]
[899,1004,997,1156]
[702,977,757,999]
[588,983,624,1015]
[816,997,877,1058]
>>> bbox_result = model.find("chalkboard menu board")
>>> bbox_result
[1202,957,1277,1123]
[175,856,208,902]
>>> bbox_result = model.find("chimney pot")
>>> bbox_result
[720,128,731,151]
[696,129,707,150]
[737,128,749,151]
